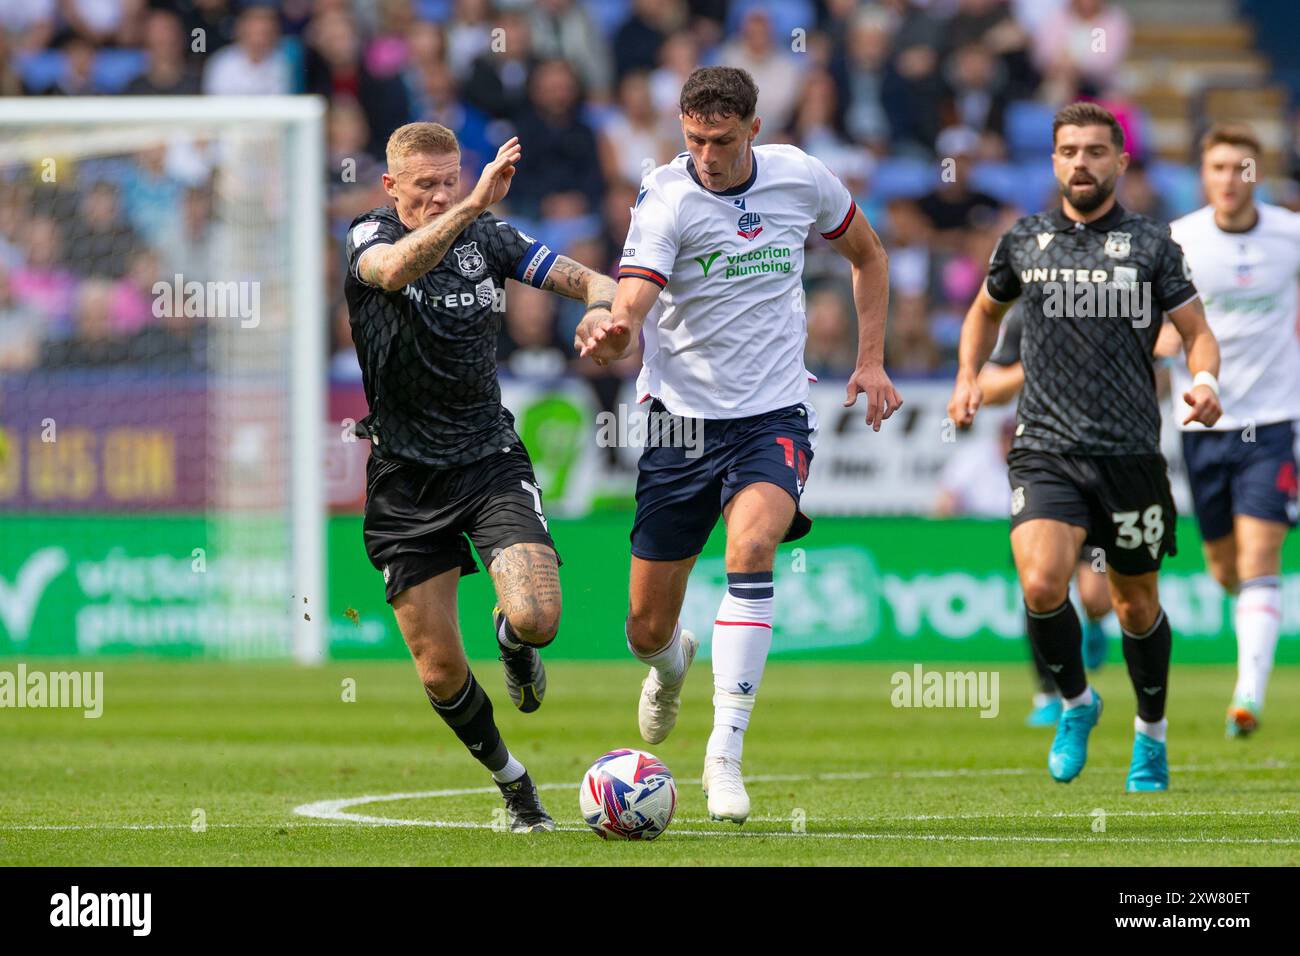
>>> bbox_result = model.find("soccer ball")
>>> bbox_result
[579,748,677,840]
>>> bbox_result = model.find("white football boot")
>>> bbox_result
[637,629,698,744]
[702,754,750,824]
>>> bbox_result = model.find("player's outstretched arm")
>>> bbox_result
[1167,296,1223,426]
[358,137,523,291]
[828,207,903,432]
[949,287,1014,428]
[976,360,1025,407]
[540,255,619,309]
[575,275,659,366]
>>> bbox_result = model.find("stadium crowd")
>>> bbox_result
[0,0,1296,384]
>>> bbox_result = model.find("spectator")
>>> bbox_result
[413,58,495,174]
[649,29,699,124]
[304,10,412,157]
[58,0,145,48]
[445,0,493,81]
[10,216,76,336]
[718,9,804,140]
[201,5,291,96]
[1119,159,1172,223]
[0,266,43,372]
[0,29,28,96]
[528,0,614,102]
[508,58,605,221]
[784,68,874,196]
[366,0,418,79]
[326,101,386,223]
[835,6,894,151]
[463,10,538,122]
[109,248,160,336]
[181,0,237,59]
[917,126,1004,246]
[1034,0,1131,102]
[118,145,184,247]
[41,279,129,367]
[163,185,226,284]
[499,282,568,381]
[42,34,99,95]
[803,286,857,379]
[886,292,941,373]
[943,43,1010,153]
[67,181,140,279]
[883,198,935,300]
[948,0,1039,99]
[126,8,201,95]
[598,71,676,191]
[881,0,949,155]
[1,0,56,53]
[614,0,685,84]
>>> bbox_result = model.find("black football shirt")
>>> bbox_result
[985,202,1198,455]
[344,206,558,468]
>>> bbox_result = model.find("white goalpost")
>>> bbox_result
[0,97,327,663]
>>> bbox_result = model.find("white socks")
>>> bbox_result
[1135,716,1168,743]
[630,619,686,684]
[1063,686,1094,709]
[491,753,526,784]
[1233,576,1281,708]
[706,572,774,763]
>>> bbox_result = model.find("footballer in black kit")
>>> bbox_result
[950,103,1223,794]
[345,123,619,832]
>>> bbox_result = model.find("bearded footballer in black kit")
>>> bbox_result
[948,103,1223,793]
[344,122,618,831]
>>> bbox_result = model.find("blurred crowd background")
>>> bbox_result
[1,0,1299,390]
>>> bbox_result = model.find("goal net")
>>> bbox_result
[0,97,326,662]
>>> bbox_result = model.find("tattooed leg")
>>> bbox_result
[489,543,562,647]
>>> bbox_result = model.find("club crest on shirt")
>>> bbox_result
[1103,231,1131,259]
[453,241,486,278]
[737,211,763,240]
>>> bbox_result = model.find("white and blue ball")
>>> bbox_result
[579,749,677,840]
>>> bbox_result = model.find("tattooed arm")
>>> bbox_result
[541,255,619,308]
[358,137,523,292]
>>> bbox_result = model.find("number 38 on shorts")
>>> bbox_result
[1006,448,1178,576]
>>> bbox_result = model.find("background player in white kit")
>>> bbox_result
[576,67,900,823]
[1156,124,1300,738]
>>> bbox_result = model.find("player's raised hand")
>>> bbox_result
[1182,384,1222,427]
[469,137,522,211]
[844,363,903,432]
[947,375,982,429]
[576,310,632,366]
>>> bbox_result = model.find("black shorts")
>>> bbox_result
[363,444,559,603]
[1007,448,1177,576]
[630,399,815,562]
[1182,420,1299,541]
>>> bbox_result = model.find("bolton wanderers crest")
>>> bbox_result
[737,211,763,240]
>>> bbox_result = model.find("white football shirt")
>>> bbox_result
[618,144,857,419]
[1169,202,1300,431]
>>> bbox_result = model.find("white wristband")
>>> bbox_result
[1192,371,1219,396]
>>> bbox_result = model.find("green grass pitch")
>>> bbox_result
[1,659,1296,866]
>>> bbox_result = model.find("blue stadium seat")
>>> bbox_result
[17,50,148,94]
[582,0,632,38]
[1147,161,1202,218]
[870,158,934,200]
[1005,101,1056,161]
[968,162,1022,206]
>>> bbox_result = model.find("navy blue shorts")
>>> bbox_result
[1182,421,1299,542]
[630,399,816,562]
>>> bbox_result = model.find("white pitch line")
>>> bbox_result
[286,761,1300,845]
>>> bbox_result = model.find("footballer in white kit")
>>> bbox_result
[1157,125,1300,738]
[576,67,900,823]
